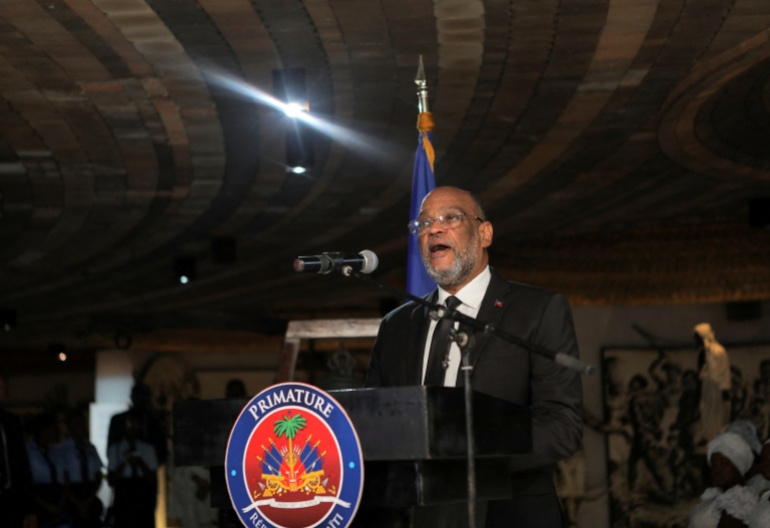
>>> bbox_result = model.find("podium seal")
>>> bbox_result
[225,382,364,528]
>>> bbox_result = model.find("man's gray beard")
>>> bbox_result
[422,233,478,288]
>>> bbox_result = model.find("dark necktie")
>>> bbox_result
[424,296,461,386]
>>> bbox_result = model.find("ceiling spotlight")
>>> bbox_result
[284,102,308,118]
[48,342,67,362]
[286,124,314,174]
[174,257,197,285]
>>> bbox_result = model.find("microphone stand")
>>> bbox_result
[454,322,477,528]
[346,266,482,526]
[339,265,595,528]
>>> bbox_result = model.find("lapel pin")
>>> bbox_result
[494,299,503,308]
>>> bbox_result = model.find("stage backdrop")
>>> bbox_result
[600,342,770,528]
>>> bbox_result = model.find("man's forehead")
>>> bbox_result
[420,190,474,214]
[419,202,464,216]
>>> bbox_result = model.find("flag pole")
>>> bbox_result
[406,56,437,297]
[416,55,429,113]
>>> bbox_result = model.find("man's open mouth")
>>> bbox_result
[429,242,451,255]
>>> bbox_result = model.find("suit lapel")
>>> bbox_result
[456,271,512,386]
[405,291,437,385]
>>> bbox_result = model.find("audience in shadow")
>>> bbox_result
[26,412,69,528]
[107,383,168,468]
[689,420,770,527]
[61,408,104,528]
[106,409,159,528]
[0,371,36,528]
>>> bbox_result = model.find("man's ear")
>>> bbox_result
[480,222,493,248]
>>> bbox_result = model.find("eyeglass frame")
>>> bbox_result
[407,211,485,236]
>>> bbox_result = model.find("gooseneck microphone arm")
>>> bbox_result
[345,268,596,376]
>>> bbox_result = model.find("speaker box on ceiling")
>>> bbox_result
[748,197,770,228]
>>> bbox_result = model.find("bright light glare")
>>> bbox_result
[290,166,307,174]
[179,275,189,285]
[284,102,306,118]
[205,71,389,161]
[58,352,67,362]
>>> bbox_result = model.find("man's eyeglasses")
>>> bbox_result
[407,212,484,236]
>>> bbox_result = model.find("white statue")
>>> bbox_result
[695,323,731,447]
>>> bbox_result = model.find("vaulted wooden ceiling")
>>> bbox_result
[1,0,770,354]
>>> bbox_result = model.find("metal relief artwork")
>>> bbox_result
[601,343,770,528]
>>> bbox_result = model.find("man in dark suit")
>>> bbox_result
[366,186,583,528]
[0,372,37,528]
[107,382,168,467]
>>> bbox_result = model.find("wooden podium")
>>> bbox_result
[173,386,531,527]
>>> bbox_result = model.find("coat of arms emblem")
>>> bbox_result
[225,382,364,528]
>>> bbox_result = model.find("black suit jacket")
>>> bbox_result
[365,270,583,494]
[0,408,36,527]
[107,408,168,466]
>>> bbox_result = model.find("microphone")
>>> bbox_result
[555,353,596,376]
[293,250,379,275]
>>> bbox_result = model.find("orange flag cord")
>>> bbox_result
[417,112,435,173]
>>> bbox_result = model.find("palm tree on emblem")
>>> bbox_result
[274,412,307,491]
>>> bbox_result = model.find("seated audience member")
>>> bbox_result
[746,490,770,528]
[107,409,158,528]
[61,409,104,528]
[688,432,758,528]
[225,378,247,399]
[726,420,762,460]
[746,439,770,496]
[27,412,70,528]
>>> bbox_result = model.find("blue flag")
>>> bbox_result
[406,121,437,297]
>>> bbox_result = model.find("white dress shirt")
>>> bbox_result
[421,266,491,386]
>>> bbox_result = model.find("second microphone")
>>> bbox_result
[293,250,379,275]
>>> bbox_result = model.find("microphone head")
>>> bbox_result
[358,250,379,274]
